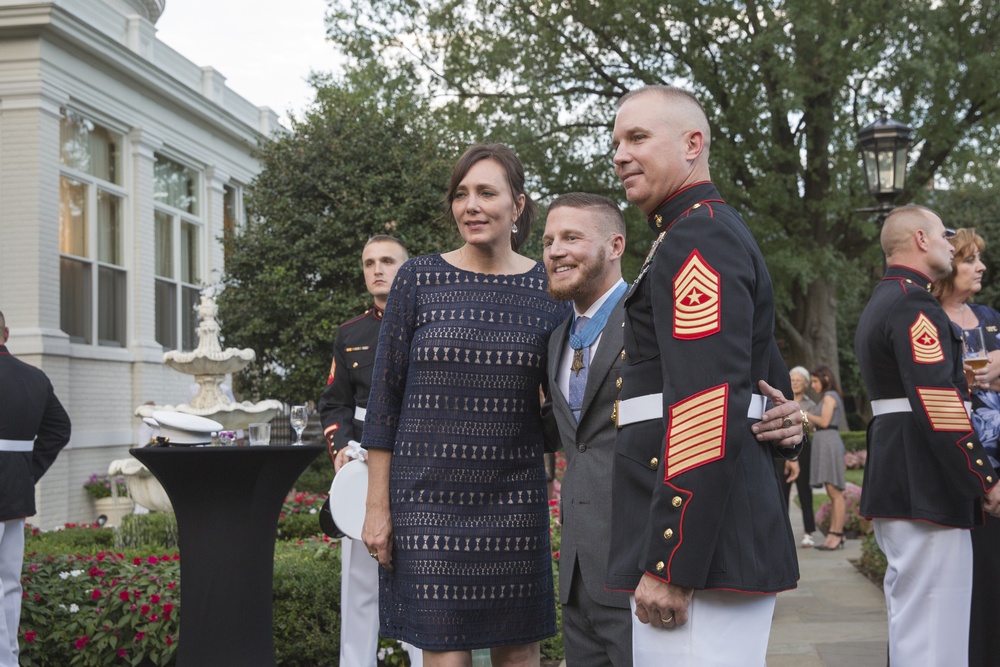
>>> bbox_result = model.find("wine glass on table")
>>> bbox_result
[962,327,988,390]
[290,405,308,446]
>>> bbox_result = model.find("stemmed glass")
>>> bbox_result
[290,405,308,446]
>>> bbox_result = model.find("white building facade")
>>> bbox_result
[0,0,280,526]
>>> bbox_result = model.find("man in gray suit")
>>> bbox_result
[542,193,632,666]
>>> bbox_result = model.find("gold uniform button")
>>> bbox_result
[663,528,674,540]
[968,442,975,450]
[989,476,994,483]
[649,457,659,469]
[692,203,701,209]
[655,214,663,228]
[616,377,623,389]
[655,561,665,573]
[672,496,682,508]
[352,362,359,368]
[977,459,984,466]
[620,350,626,361]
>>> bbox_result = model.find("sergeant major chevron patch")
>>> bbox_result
[910,312,944,364]
[674,250,720,340]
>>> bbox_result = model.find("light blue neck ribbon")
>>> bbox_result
[569,282,627,351]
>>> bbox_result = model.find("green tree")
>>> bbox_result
[217,81,455,403]
[327,0,1000,389]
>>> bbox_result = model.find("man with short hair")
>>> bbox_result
[0,309,71,667]
[542,192,632,666]
[606,85,803,665]
[855,205,1000,666]
[316,236,422,667]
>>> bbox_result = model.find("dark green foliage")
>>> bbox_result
[218,80,455,404]
[326,0,1000,398]
[540,561,565,661]
[857,532,887,587]
[841,431,867,453]
[272,539,343,666]
[292,452,336,495]
[23,522,115,554]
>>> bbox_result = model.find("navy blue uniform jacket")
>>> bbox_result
[855,265,997,526]
[0,344,71,521]
[606,182,799,594]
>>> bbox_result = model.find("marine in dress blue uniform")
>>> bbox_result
[318,306,381,460]
[606,86,802,667]
[0,314,71,667]
[855,206,1000,666]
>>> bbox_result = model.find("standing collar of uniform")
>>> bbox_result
[883,264,935,292]
[371,304,384,320]
[0,345,8,355]
[646,181,722,233]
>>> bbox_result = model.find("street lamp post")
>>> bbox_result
[856,107,913,223]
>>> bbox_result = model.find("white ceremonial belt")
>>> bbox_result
[354,406,367,422]
[0,439,33,452]
[871,397,971,417]
[614,392,766,428]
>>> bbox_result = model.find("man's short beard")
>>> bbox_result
[548,247,608,303]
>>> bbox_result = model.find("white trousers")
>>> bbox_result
[630,589,776,667]
[874,518,972,667]
[340,536,422,667]
[0,519,25,667]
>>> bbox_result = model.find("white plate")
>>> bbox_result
[329,459,369,540]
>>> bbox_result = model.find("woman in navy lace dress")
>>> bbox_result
[933,228,1000,667]
[361,144,564,665]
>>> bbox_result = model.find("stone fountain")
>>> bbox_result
[110,294,283,512]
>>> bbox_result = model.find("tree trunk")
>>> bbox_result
[779,277,840,381]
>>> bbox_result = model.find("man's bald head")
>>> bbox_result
[617,86,712,154]
[881,205,940,257]
[881,205,955,280]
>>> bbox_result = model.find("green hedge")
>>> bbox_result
[272,538,342,666]
[842,430,866,453]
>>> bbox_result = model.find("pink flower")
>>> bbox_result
[146,556,159,564]
[74,636,90,650]
[91,589,102,600]
[119,591,130,602]
[135,632,146,642]
[165,635,173,645]
[24,630,37,643]
[118,648,127,658]
[141,605,151,615]
[150,594,161,604]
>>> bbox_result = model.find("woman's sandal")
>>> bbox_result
[815,531,845,551]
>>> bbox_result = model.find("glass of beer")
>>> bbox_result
[962,327,988,388]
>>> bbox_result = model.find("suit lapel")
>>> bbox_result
[548,316,575,424]
[579,295,625,419]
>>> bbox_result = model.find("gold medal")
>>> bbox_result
[571,349,585,376]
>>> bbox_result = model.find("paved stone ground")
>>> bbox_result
[767,533,888,666]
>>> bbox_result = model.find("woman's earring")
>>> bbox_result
[512,224,519,234]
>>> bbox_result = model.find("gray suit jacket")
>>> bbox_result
[544,295,629,609]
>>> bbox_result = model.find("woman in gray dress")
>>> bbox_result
[808,364,847,550]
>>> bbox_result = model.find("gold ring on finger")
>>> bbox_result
[781,417,793,429]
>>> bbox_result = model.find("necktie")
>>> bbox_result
[569,316,590,422]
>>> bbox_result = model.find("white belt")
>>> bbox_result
[615,392,766,428]
[0,439,33,452]
[871,398,972,417]
[354,406,367,422]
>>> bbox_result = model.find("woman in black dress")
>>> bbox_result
[361,144,564,666]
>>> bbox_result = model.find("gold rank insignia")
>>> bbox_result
[665,384,728,479]
[910,312,944,364]
[673,250,720,340]
[916,387,972,431]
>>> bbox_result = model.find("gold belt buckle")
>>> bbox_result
[612,399,621,428]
